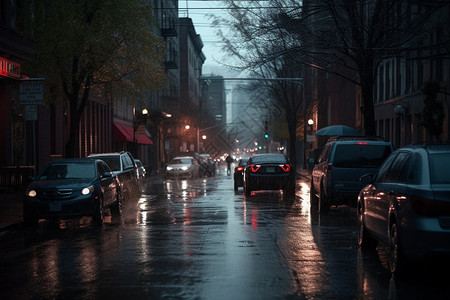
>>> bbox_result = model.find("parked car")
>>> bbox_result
[134,159,147,179]
[357,143,450,274]
[88,151,141,199]
[165,156,199,179]
[234,157,249,191]
[309,136,394,211]
[23,158,122,226]
[243,153,293,197]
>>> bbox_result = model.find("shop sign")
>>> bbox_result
[0,57,21,79]
[20,83,44,105]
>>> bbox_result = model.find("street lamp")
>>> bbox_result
[133,106,148,157]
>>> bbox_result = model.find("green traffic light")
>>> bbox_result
[264,134,269,139]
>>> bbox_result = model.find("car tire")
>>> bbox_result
[357,202,377,250]
[310,179,319,207]
[92,197,104,226]
[244,184,251,197]
[110,192,123,218]
[389,222,406,275]
[319,182,329,212]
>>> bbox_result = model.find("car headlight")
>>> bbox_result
[167,166,173,171]
[26,189,37,197]
[181,166,188,170]
[82,186,94,195]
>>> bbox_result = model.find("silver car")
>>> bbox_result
[165,156,199,179]
[358,144,450,274]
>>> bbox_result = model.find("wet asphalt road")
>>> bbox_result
[1,165,450,299]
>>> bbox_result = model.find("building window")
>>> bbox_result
[385,61,390,100]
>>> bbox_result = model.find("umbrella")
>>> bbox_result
[314,125,362,136]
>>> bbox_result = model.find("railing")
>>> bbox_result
[0,166,35,191]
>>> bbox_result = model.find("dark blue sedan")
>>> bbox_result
[23,158,122,226]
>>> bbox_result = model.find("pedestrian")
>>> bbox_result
[225,155,233,175]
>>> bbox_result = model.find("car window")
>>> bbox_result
[171,158,192,164]
[122,154,134,170]
[38,163,95,180]
[99,157,121,171]
[384,152,411,182]
[251,154,287,164]
[429,153,450,184]
[318,144,331,163]
[97,161,110,177]
[239,158,249,166]
[333,144,392,168]
[374,153,398,183]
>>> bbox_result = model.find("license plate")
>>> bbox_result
[266,167,275,173]
[49,202,62,212]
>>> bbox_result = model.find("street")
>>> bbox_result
[1,165,450,300]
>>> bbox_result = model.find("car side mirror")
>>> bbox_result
[307,157,316,164]
[102,172,112,178]
[359,173,373,184]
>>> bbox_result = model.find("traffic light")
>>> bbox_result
[264,120,269,139]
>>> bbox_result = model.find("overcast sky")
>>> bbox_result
[179,0,236,76]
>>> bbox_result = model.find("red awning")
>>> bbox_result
[136,134,153,145]
[113,123,133,142]
[113,123,153,145]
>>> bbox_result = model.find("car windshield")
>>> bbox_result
[251,154,287,164]
[171,158,192,164]
[37,163,96,180]
[429,153,450,184]
[95,157,121,171]
[333,144,392,168]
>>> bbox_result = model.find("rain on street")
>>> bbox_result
[1,164,450,300]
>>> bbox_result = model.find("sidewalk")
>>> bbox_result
[0,189,24,230]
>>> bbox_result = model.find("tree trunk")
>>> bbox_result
[65,97,81,158]
[359,62,376,136]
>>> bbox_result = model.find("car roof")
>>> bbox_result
[89,152,129,157]
[398,143,450,154]
[46,158,97,164]
[171,156,194,160]
[326,136,392,144]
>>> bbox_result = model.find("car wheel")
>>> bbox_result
[110,192,123,218]
[244,183,251,197]
[319,182,329,212]
[310,179,319,207]
[357,201,377,250]
[93,197,104,225]
[389,222,405,275]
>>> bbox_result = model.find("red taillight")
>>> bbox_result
[237,166,244,172]
[357,142,368,145]
[280,164,290,172]
[250,165,261,172]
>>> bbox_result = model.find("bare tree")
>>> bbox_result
[216,0,450,136]
[22,0,166,157]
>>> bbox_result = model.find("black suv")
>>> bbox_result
[308,137,394,211]
[88,151,141,199]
